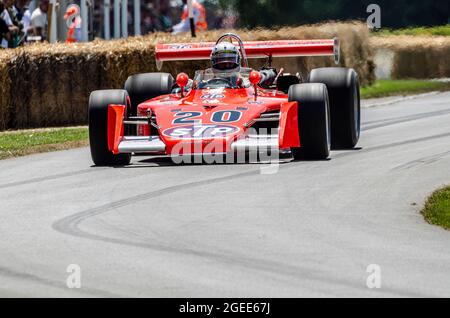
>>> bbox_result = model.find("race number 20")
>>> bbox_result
[172,110,242,124]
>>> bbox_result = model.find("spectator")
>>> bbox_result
[6,0,31,46]
[1,0,13,26]
[159,0,173,32]
[138,1,172,34]
[30,0,48,40]
[172,0,207,34]
[5,0,20,27]
[140,4,155,34]
[1,0,19,47]
[13,0,31,34]
[0,12,10,48]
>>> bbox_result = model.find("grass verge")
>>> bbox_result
[374,25,450,37]
[361,79,450,99]
[422,186,450,230]
[0,127,88,160]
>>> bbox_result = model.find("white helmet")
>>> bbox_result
[210,42,241,72]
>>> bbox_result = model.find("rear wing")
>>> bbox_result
[155,38,340,69]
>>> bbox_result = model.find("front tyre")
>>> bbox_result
[88,90,131,166]
[288,83,331,160]
[308,67,360,149]
[124,73,174,116]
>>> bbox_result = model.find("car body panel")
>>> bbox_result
[126,86,298,155]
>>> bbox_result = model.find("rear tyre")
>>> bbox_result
[288,83,331,160]
[88,90,131,166]
[308,67,360,149]
[124,72,174,116]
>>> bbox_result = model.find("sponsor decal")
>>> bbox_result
[168,44,193,49]
[201,93,225,100]
[202,99,220,105]
[159,101,177,105]
[158,97,178,104]
[199,43,215,48]
[163,124,239,139]
[247,100,264,105]
[251,40,330,48]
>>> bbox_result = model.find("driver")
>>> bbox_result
[211,42,241,73]
[196,41,278,89]
[210,42,278,88]
[210,42,243,87]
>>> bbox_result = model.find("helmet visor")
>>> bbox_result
[212,53,240,71]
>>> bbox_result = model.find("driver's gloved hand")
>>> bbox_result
[259,68,278,88]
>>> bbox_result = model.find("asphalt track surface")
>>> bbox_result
[1,92,450,297]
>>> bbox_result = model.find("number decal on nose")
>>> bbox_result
[173,111,203,124]
[172,110,242,124]
[211,110,242,123]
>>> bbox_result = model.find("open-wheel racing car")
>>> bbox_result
[88,33,360,166]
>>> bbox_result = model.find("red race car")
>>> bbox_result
[88,33,360,166]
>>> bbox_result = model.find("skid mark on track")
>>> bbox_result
[332,132,450,161]
[51,161,437,297]
[362,132,450,153]
[0,168,106,190]
[362,108,450,131]
[392,150,450,171]
[53,169,260,236]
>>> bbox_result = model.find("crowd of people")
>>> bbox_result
[92,0,234,38]
[0,0,236,48]
[0,0,49,48]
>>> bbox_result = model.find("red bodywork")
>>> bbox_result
[107,86,300,156]
[143,87,297,154]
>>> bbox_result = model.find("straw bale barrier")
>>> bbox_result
[0,22,374,130]
[0,50,14,130]
[371,36,450,79]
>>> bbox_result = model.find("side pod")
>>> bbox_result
[107,104,126,154]
[278,102,300,149]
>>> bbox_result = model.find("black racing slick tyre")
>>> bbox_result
[288,83,331,160]
[308,67,360,149]
[124,72,174,116]
[88,90,131,166]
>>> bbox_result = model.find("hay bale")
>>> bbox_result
[371,36,450,79]
[0,51,14,130]
[0,22,374,130]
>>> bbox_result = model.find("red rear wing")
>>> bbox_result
[155,38,340,69]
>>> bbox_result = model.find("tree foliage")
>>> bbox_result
[210,0,449,28]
